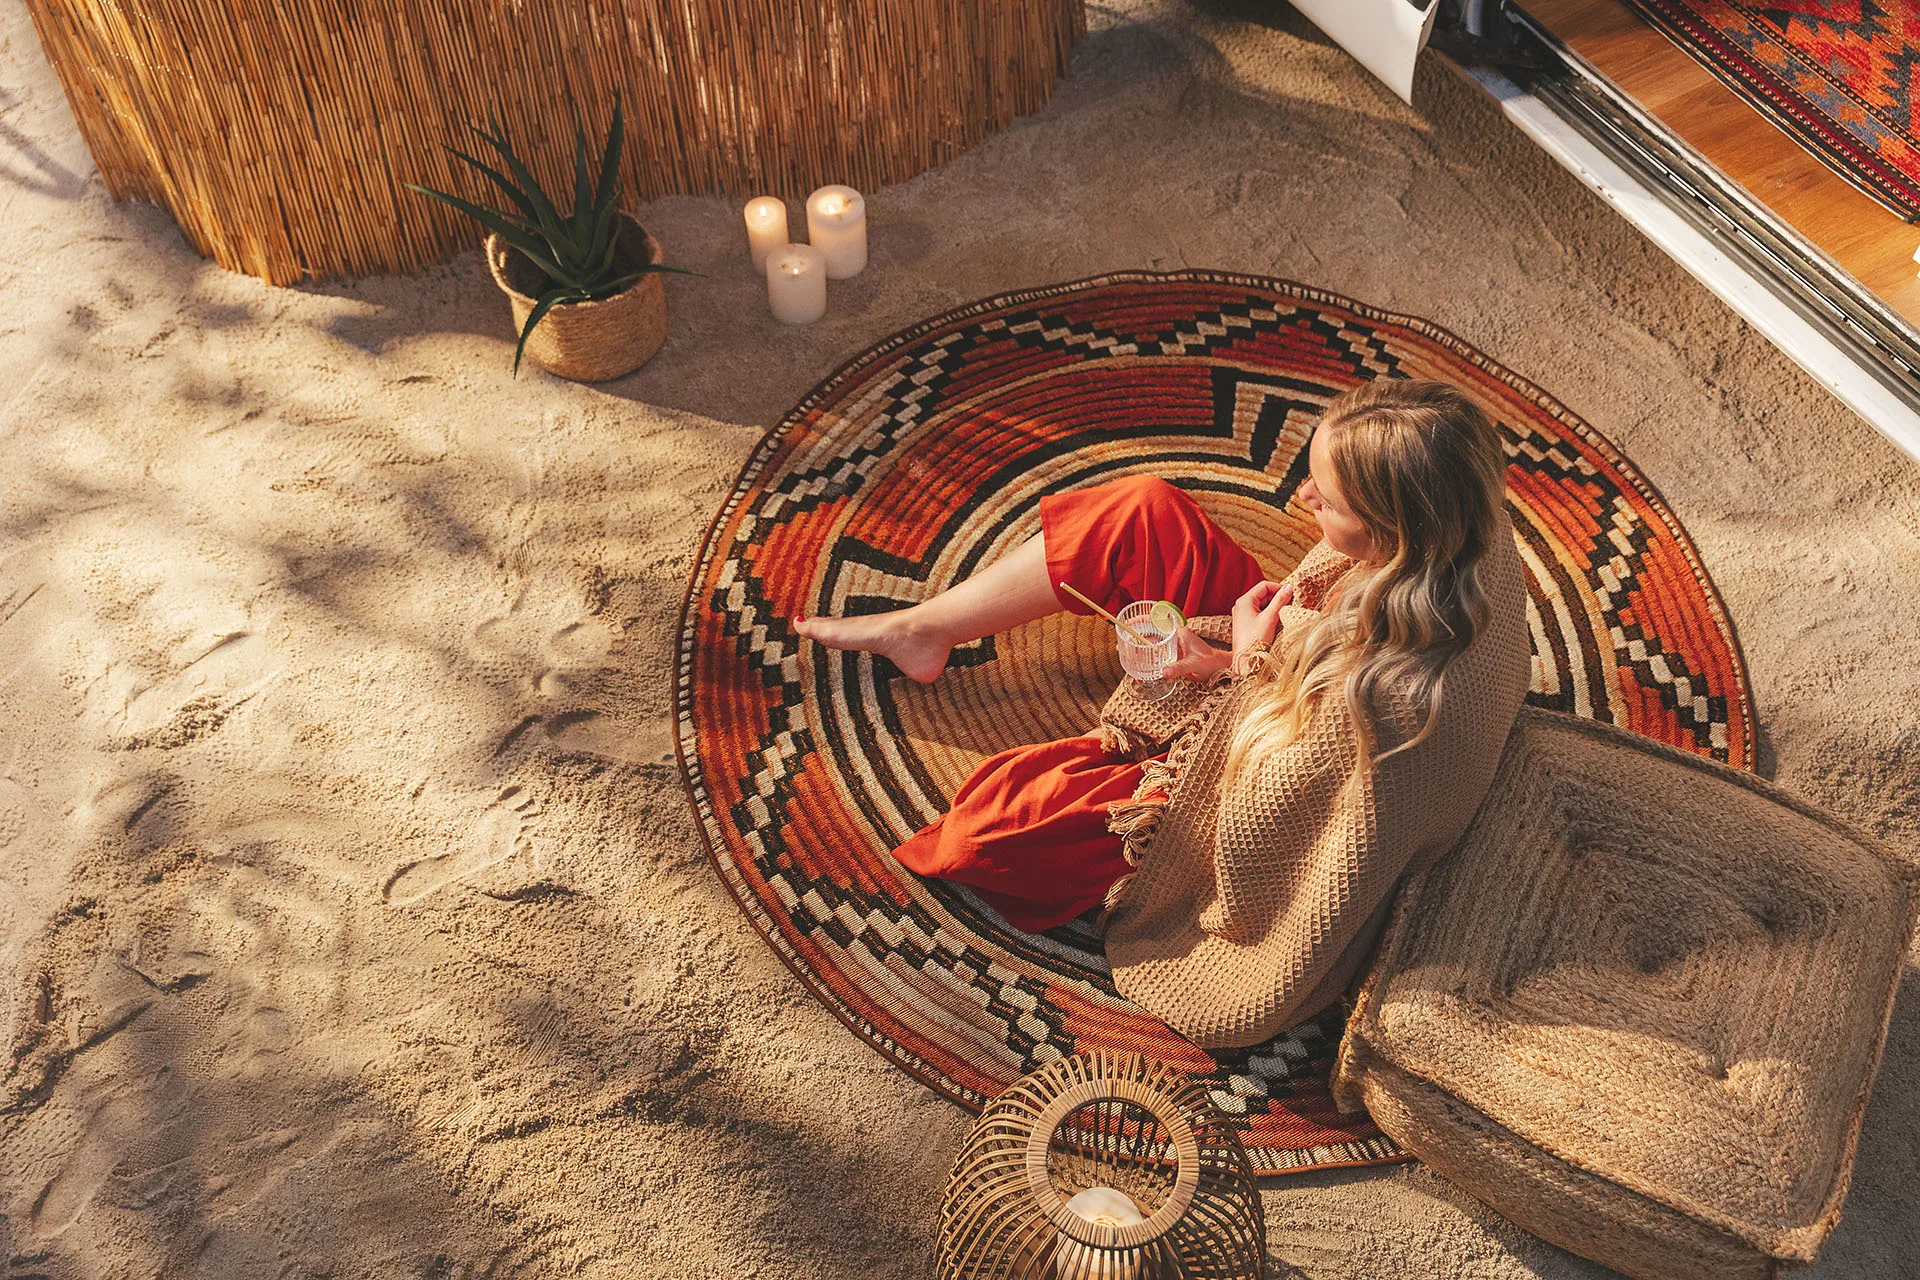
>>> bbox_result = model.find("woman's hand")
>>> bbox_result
[1231,580,1294,667]
[1161,626,1230,681]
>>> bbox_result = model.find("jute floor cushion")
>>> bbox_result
[677,271,1755,1175]
[1335,708,1919,1280]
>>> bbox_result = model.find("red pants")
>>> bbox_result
[893,477,1270,931]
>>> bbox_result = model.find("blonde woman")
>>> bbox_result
[793,379,1531,1049]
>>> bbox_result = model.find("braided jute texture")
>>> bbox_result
[487,219,668,382]
[1335,707,1920,1280]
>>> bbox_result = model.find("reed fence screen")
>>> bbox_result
[25,0,1086,283]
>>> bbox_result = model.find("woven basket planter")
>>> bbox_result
[485,213,667,382]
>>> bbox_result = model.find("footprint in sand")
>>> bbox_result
[381,786,544,906]
[28,1095,138,1240]
[0,572,53,687]
[543,619,612,667]
[0,775,35,850]
[221,1004,293,1080]
[0,774,52,940]
[110,629,278,748]
[469,586,531,654]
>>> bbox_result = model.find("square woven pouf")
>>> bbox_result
[1333,708,1919,1280]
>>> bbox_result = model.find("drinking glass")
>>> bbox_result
[1114,600,1180,702]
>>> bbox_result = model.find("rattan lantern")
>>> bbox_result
[938,1051,1268,1279]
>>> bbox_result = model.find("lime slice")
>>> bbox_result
[1148,600,1184,636]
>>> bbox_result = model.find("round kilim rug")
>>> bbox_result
[674,272,1754,1176]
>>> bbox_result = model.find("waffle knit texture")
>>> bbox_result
[1098,518,1532,1049]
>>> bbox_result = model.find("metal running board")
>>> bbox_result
[1458,6,1920,465]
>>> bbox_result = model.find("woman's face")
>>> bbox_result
[1300,427,1379,563]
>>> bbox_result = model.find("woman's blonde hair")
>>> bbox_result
[1222,379,1507,795]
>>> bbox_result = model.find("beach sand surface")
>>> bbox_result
[2,0,1916,1274]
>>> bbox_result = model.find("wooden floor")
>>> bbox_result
[1521,0,1920,331]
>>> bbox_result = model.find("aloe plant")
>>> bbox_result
[407,100,694,373]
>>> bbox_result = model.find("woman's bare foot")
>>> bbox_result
[792,610,954,683]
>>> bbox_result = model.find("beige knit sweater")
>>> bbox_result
[1098,517,1532,1049]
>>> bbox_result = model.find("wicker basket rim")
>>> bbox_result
[485,213,664,311]
[1023,1078,1203,1250]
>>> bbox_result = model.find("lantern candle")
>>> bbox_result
[744,197,788,273]
[806,185,867,279]
[766,243,827,324]
[1054,1186,1146,1280]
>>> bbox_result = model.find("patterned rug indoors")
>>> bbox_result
[1620,0,1920,220]
[674,272,1754,1175]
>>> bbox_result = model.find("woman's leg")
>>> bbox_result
[793,532,1057,682]
[794,476,1268,681]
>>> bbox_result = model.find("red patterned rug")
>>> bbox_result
[1620,0,1920,220]
[674,272,1754,1175]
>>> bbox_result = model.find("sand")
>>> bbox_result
[2,0,1917,1274]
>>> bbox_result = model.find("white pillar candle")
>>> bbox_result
[744,196,788,273]
[766,243,827,324]
[1054,1186,1145,1280]
[806,184,867,279]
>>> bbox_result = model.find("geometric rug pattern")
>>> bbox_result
[674,272,1754,1175]
[1624,0,1920,219]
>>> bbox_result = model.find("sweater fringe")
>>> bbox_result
[1097,721,1158,760]
[1097,678,1236,922]
[1105,795,1165,857]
